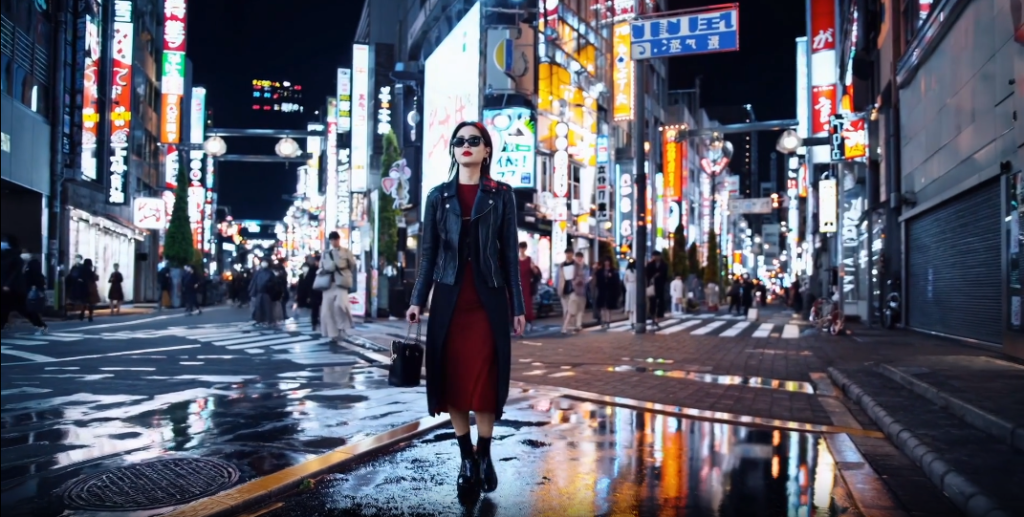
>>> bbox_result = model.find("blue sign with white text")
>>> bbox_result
[629,6,739,60]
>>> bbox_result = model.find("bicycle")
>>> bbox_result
[810,293,844,335]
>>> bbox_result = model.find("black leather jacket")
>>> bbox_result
[411,176,525,316]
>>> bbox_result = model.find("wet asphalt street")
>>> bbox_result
[263,395,840,517]
[1,307,858,517]
[0,307,426,516]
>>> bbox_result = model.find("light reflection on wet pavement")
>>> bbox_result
[0,366,429,517]
[265,396,841,517]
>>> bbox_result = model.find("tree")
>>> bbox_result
[377,130,402,265]
[704,228,721,288]
[164,158,194,267]
[687,242,700,281]
[671,224,688,279]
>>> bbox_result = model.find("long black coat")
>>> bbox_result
[417,177,522,420]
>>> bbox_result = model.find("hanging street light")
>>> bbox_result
[204,136,227,157]
[275,137,302,158]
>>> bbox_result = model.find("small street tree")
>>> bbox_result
[377,131,402,265]
[687,242,700,281]
[671,224,688,279]
[704,228,721,289]
[164,158,194,267]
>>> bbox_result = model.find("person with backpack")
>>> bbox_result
[248,260,276,326]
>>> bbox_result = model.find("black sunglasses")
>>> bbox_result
[451,136,483,148]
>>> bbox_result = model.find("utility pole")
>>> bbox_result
[632,0,647,334]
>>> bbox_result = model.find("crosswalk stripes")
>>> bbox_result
[649,317,803,338]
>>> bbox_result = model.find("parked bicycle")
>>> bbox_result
[810,289,844,335]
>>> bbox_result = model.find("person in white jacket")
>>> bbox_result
[670,275,684,315]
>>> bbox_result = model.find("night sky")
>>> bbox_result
[188,0,804,221]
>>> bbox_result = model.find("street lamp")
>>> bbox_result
[204,136,227,157]
[776,129,802,154]
[275,137,302,158]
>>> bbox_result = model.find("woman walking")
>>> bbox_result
[108,263,124,314]
[595,257,620,328]
[297,254,323,334]
[517,242,535,331]
[320,231,355,341]
[623,259,636,327]
[79,259,99,321]
[406,121,525,495]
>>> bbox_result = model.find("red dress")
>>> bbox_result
[440,183,498,413]
[519,257,534,322]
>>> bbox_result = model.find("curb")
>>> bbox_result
[877,364,1024,452]
[160,414,452,517]
[823,433,908,517]
[827,367,1012,517]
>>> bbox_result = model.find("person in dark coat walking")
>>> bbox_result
[741,275,755,316]
[645,251,669,328]
[182,264,201,315]
[296,254,323,333]
[1,236,47,333]
[406,122,525,495]
[595,257,621,329]
[107,263,124,314]
[728,279,741,314]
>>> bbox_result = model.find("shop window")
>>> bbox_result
[12,62,26,102]
[30,79,48,116]
[1,54,10,95]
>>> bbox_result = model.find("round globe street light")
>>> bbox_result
[204,136,227,156]
[275,137,301,158]
[776,129,802,154]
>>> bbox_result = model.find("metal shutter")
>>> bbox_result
[906,180,1001,343]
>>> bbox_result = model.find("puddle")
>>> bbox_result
[607,367,815,393]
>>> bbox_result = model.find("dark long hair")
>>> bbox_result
[446,121,494,181]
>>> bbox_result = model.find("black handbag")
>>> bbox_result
[388,321,425,387]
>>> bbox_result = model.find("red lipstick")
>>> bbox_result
[462,150,473,156]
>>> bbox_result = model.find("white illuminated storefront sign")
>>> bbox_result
[818,178,837,232]
[326,97,339,235]
[188,87,206,248]
[377,86,392,135]
[337,68,351,132]
[351,44,370,192]
[107,0,134,205]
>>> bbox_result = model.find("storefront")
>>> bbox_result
[68,207,146,303]
[904,180,1001,344]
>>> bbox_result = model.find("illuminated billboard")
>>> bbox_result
[107,0,134,205]
[337,68,351,132]
[351,44,370,193]
[326,97,339,235]
[189,87,207,248]
[613,22,633,121]
[482,107,535,188]
[252,79,303,112]
[422,2,481,210]
[80,12,101,180]
[160,0,186,143]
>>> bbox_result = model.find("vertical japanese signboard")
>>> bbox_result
[351,45,370,192]
[326,97,339,236]
[662,129,683,201]
[80,9,101,181]
[107,0,134,204]
[161,0,187,144]
[337,68,351,132]
[188,87,206,249]
[809,0,837,163]
[612,23,633,121]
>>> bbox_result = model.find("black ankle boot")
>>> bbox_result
[457,457,479,490]
[477,455,497,492]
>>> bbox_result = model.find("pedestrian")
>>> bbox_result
[555,248,586,334]
[741,274,755,316]
[320,231,355,342]
[406,121,525,495]
[275,264,290,321]
[248,260,275,326]
[670,275,685,315]
[595,257,620,328]
[182,264,201,315]
[645,251,668,328]
[1,236,47,333]
[157,261,171,310]
[66,254,88,316]
[790,276,804,314]
[107,263,124,314]
[517,242,535,331]
[623,259,636,326]
[728,278,741,314]
[78,258,99,321]
[297,254,323,333]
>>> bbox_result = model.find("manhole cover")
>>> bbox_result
[62,457,239,511]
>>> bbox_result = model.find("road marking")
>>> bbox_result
[225,336,311,350]
[752,323,773,338]
[0,346,56,362]
[1,338,47,345]
[781,324,800,338]
[210,333,274,345]
[691,320,727,335]
[0,387,53,396]
[658,319,703,334]
[720,321,751,337]
[0,344,201,365]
